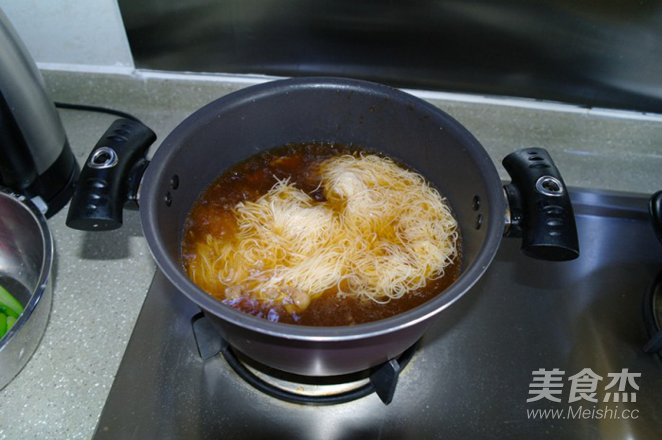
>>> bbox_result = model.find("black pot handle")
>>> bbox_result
[502,148,580,261]
[66,119,156,231]
[649,190,662,245]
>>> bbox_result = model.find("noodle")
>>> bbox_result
[185,152,459,315]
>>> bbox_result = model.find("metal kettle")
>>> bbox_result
[0,8,78,217]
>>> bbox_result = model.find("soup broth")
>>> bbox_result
[182,143,461,326]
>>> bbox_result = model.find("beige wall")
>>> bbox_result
[0,0,133,71]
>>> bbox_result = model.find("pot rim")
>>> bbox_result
[0,188,53,352]
[141,76,506,342]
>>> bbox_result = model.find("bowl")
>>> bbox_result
[0,188,53,389]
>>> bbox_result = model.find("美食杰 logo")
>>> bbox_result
[526,368,640,420]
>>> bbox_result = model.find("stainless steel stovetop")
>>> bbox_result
[93,189,662,440]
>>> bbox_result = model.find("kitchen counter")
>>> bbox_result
[0,69,660,440]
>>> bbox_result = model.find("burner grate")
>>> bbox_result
[643,269,662,355]
[191,312,419,405]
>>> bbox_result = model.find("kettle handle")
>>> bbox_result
[66,119,156,231]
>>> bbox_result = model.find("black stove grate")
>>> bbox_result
[643,269,662,355]
[191,312,419,405]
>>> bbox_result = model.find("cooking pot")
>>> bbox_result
[66,77,579,376]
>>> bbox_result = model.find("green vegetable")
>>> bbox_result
[0,304,18,319]
[0,285,24,338]
[0,313,6,338]
[0,284,23,318]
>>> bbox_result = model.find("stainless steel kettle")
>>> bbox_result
[0,8,78,217]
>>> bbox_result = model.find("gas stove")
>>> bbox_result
[92,188,662,439]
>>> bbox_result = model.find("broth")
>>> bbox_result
[181,143,461,326]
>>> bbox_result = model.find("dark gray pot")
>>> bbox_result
[140,78,505,376]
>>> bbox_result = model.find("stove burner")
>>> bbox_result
[191,313,419,405]
[643,269,662,355]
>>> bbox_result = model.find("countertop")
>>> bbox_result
[0,69,660,440]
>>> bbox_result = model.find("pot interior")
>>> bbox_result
[142,78,505,331]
